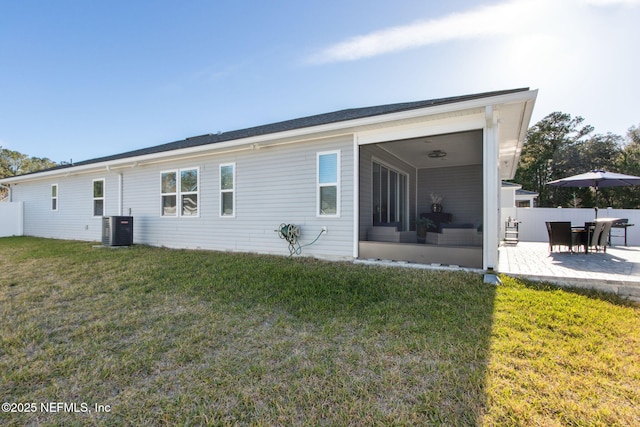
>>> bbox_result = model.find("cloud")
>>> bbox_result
[585,0,640,5]
[306,0,639,65]
[307,0,542,64]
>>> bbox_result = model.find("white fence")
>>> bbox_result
[0,202,23,237]
[501,207,640,246]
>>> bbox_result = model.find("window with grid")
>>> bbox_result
[317,151,340,216]
[161,168,199,217]
[93,179,104,216]
[220,163,235,217]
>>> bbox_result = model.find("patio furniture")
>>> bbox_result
[545,221,577,252]
[426,223,482,246]
[420,212,452,232]
[367,223,417,243]
[609,219,634,246]
[584,220,615,253]
[504,219,520,245]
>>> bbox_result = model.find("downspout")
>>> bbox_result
[106,165,123,216]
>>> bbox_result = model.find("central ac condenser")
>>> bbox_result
[102,216,133,246]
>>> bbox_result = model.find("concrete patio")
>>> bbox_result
[498,242,640,302]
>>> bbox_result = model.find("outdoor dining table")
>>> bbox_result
[571,218,621,254]
[571,225,591,254]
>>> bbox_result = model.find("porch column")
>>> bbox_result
[483,106,500,270]
[353,134,360,258]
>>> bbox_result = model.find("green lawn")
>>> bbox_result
[0,237,638,426]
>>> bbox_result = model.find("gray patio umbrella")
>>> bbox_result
[546,169,640,217]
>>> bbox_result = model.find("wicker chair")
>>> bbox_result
[545,221,575,252]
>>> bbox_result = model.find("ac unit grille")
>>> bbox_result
[102,216,133,246]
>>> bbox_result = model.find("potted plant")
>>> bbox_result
[416,217,436,243]
[430,192,443,212]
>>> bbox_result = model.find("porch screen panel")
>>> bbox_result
[373,162,381,224]
[398,174,407,230]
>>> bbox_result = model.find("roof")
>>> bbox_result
[516,189,539,196]
[6,88,531,179]
[501,181,522,189]
[502,182,538,196]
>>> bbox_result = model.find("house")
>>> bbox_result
[0,88,537,269]
[501,182,538,208]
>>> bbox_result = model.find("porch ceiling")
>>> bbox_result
[376,130,483,169]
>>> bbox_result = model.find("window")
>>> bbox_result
[372,161,408,230]
[161,171,177,216]
[161,168,199,217]
[93,179,104,216]
[220,163,235,217]
[51,184,58,211]
[180,169,199,216]
[317,151,340,216]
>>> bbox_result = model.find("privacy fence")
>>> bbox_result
[501,207,640,246]
[0,202,23,237]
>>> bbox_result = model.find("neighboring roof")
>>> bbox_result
[502,182,538,197]
[516,189,539,197]
[4,87,532,181]
[501,181,522,189]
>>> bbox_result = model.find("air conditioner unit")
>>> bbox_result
[102,216,133,246]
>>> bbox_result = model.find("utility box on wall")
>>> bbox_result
[102,216,133,246]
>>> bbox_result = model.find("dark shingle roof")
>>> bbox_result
[25,88,531,175]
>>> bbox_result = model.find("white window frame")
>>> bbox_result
[93,178,105,217]
[161,170,177,217]
[160,167,200,218]
[179,168,200,217]
[317,150,340,217]
[51,184,58,211]
[371,158,410,230]
[219,163,236,218]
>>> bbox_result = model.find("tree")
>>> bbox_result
[0,147,58,200]
[513,112,593,207]
[613,124,640,208]
[0,148,57,178]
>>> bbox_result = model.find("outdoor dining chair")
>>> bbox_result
[588,220,614,253]
[545,221,575,252]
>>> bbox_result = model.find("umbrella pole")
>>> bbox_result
[594,184,599,219]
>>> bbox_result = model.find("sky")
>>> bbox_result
[1,0,639,164]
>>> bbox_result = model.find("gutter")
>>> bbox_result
[1,89,539,185]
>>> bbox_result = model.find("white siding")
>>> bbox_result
[13,172,119,241]
[13,135,355,259]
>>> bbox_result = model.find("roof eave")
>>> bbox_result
[1,89,538,184]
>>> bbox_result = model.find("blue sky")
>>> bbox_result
[1,0,639,163]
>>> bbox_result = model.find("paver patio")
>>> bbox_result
[498,241,640,302]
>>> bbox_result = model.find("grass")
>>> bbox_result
[0,237,638,426]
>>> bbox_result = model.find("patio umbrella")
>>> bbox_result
[546,170,640,217]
